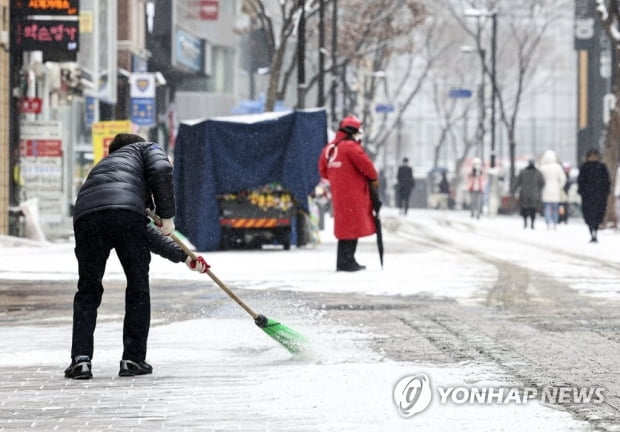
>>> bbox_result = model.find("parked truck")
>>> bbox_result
[217,183,295,250]
[173,109,327,252]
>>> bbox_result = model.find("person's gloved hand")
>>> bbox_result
[156,218,175,236]
[185,256,210,273]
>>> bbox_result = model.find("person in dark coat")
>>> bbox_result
[512,159,545,229]
[318,115,378,272]
[396,158,415,215]
[65,133,209,380]
[438,172,450,194]
[577,148,611,243]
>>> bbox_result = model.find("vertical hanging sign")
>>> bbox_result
[129,73,156,127]
[19,121,64,224]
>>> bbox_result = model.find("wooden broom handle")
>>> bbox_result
[146,209,258,319]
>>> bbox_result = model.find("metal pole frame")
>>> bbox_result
[318,0,325,107]
[331,0,338,126]
[478,48,486,164]
[490,12,497,168]
[297,0,306,109]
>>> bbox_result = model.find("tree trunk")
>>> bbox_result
[509,136,516,193]
[265,44,287,112]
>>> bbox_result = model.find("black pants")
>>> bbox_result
[397,187,411,214]
[521,208,536,228]
[337,239,359,269]
[72,210,151,362]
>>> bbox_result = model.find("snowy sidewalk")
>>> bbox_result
[0,316,589,431]
[0,209,598,431]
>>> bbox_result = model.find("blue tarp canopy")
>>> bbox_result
[173,109,328,251]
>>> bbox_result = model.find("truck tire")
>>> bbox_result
[220,229,231,250]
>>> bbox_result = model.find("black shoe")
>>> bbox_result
[119,360,153,377]
[337,263,366,272]
[64,355,93,380]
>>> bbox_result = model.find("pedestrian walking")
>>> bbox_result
[558,163,572,224]
[512,159,545,229]
[65,133,209,380]
[318,115,378,272]
[467,158,485,219]
[538,149,566,230]
[577,149,611,243]
[438,171,451,210]
[614,165,620,229]
[396,157,415,215]
[439,172,450,194]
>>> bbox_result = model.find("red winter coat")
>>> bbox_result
[318,132,378,240]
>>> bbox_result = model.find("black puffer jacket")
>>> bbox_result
[145,225,186,263]
[73,142,175,223]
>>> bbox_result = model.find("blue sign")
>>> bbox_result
[175,28,204,73]
[85,96,96,127]
[130,98,156,126]
[448,88,473,98]
[375,104,395,113]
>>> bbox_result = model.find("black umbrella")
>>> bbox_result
[369,183,384,268]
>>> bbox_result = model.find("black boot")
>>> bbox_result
[337,239,365,271]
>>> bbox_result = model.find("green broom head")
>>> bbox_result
[254,314,308,355]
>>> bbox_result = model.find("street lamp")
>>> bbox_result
[464,8,497,169]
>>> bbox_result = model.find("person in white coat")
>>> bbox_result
[538,149,567,229]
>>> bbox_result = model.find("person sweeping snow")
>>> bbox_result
[66,133,209,380]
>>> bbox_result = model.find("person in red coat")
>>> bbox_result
[318,115,379,272]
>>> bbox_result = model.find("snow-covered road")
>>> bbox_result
[2,208,616,431]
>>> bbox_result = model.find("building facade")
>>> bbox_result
[0,0,7,235]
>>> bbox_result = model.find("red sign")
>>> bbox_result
[20,19,78,47]
[20,139,63,157]
[18,18,79,61]
[20,97,43,114]
[14,0,79,15]
[200,0,218,20]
